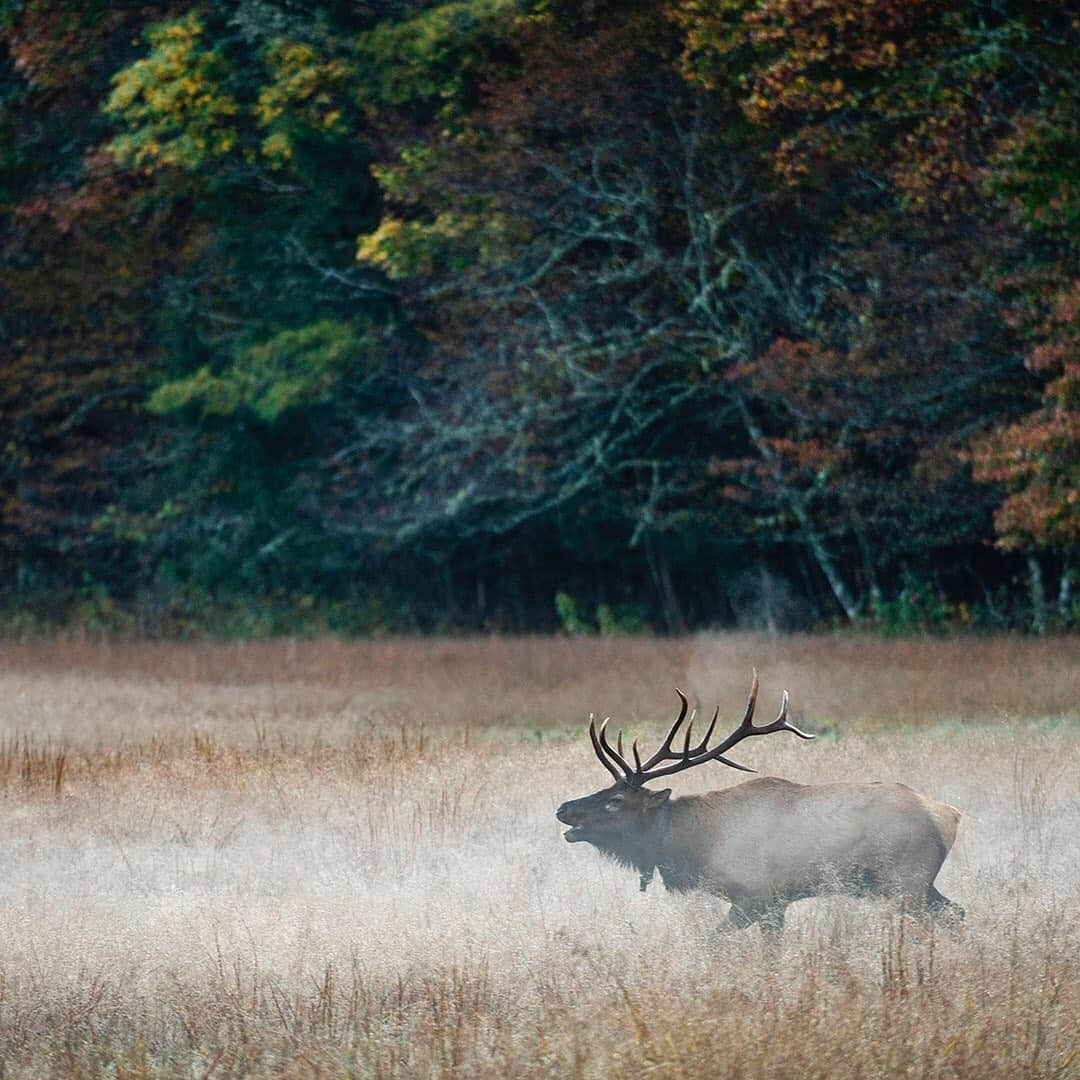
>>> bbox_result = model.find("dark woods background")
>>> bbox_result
[1,0,1077,635]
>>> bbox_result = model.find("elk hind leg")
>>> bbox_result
[895,850,962,924]
[926,885,964,924]
[729,901,786,959]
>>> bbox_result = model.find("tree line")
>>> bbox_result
[1,0,1077,634]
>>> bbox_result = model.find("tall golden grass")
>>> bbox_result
[0,634,1077,1077]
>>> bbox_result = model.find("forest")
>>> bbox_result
[1,0,1077,635]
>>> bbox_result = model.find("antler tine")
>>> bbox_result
[588,714,622,783]
[753,690,816,740]
[711,678,814,757]
[587,674,812,787]
[677,705,721,759]
[739,669,760,731]
[598,718,635,779]
[682,711,696,758]
[617,731,624,758]
[690,705,720,755]
[615,671,813,786]
[637,688,691,771]
[703,668,761,753]
[635,746,757,780]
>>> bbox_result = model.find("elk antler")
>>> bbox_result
[588,671,814,787]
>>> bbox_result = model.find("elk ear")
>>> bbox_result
[645,788,671,810]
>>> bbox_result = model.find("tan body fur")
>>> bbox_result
[655,778,961,918]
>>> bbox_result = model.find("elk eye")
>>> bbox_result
[605,797,624,812]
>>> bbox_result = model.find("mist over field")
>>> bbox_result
[1,636,1077,1076]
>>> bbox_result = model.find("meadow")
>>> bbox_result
[0,635,1078,1078]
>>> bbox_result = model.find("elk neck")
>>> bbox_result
[588,795,673,889]
[596,794,717,895]
[623,793,715,895]
[650,794,709,894]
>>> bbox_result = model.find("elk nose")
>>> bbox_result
[556,803,571,823]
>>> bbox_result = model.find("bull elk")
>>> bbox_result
[556,673,963,944]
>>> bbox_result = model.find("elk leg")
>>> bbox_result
[926,886,965,923]
[897,882,965,926]
[758,905,786,955]
[729,901,787,949]
[728,903,757,931]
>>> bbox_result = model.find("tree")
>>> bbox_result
[0,2,178,614]
[1,0,1077,632]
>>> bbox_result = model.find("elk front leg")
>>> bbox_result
[758,905,786,951]
[728,899,787,961]
[727,900,756,932]
[728,900,786,936]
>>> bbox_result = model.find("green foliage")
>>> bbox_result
[556,595,648,636]
[596,603,647,637]
[354,0,515,114]
[554,592,593,636]
[0,3,21,30]
[871,577,967,637]
[148,321,363,423]
[998,114,1080,242]
[256,37,352,166]
[105,13,239,169]
[357,211,485,279]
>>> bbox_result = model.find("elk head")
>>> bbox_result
[555,672,813,876]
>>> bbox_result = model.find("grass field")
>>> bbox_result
[1,635,1078,1078]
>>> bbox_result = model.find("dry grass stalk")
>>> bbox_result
[0,635,1077,1077]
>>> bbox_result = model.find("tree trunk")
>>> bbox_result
[1058,557,1074,628]
[791,498,861,622]
[759,564,779,636]
[734,392,860,623]
[646,537,686,633]
[855,524,883,611]
[1027,550,1047,635]
[794,551,825,624]
[476,574,487,625]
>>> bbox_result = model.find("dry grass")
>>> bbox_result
[0,634,1077,1077]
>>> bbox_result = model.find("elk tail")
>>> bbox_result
[936,802,962,852]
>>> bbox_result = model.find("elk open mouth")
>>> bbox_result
[556,805,586,841]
